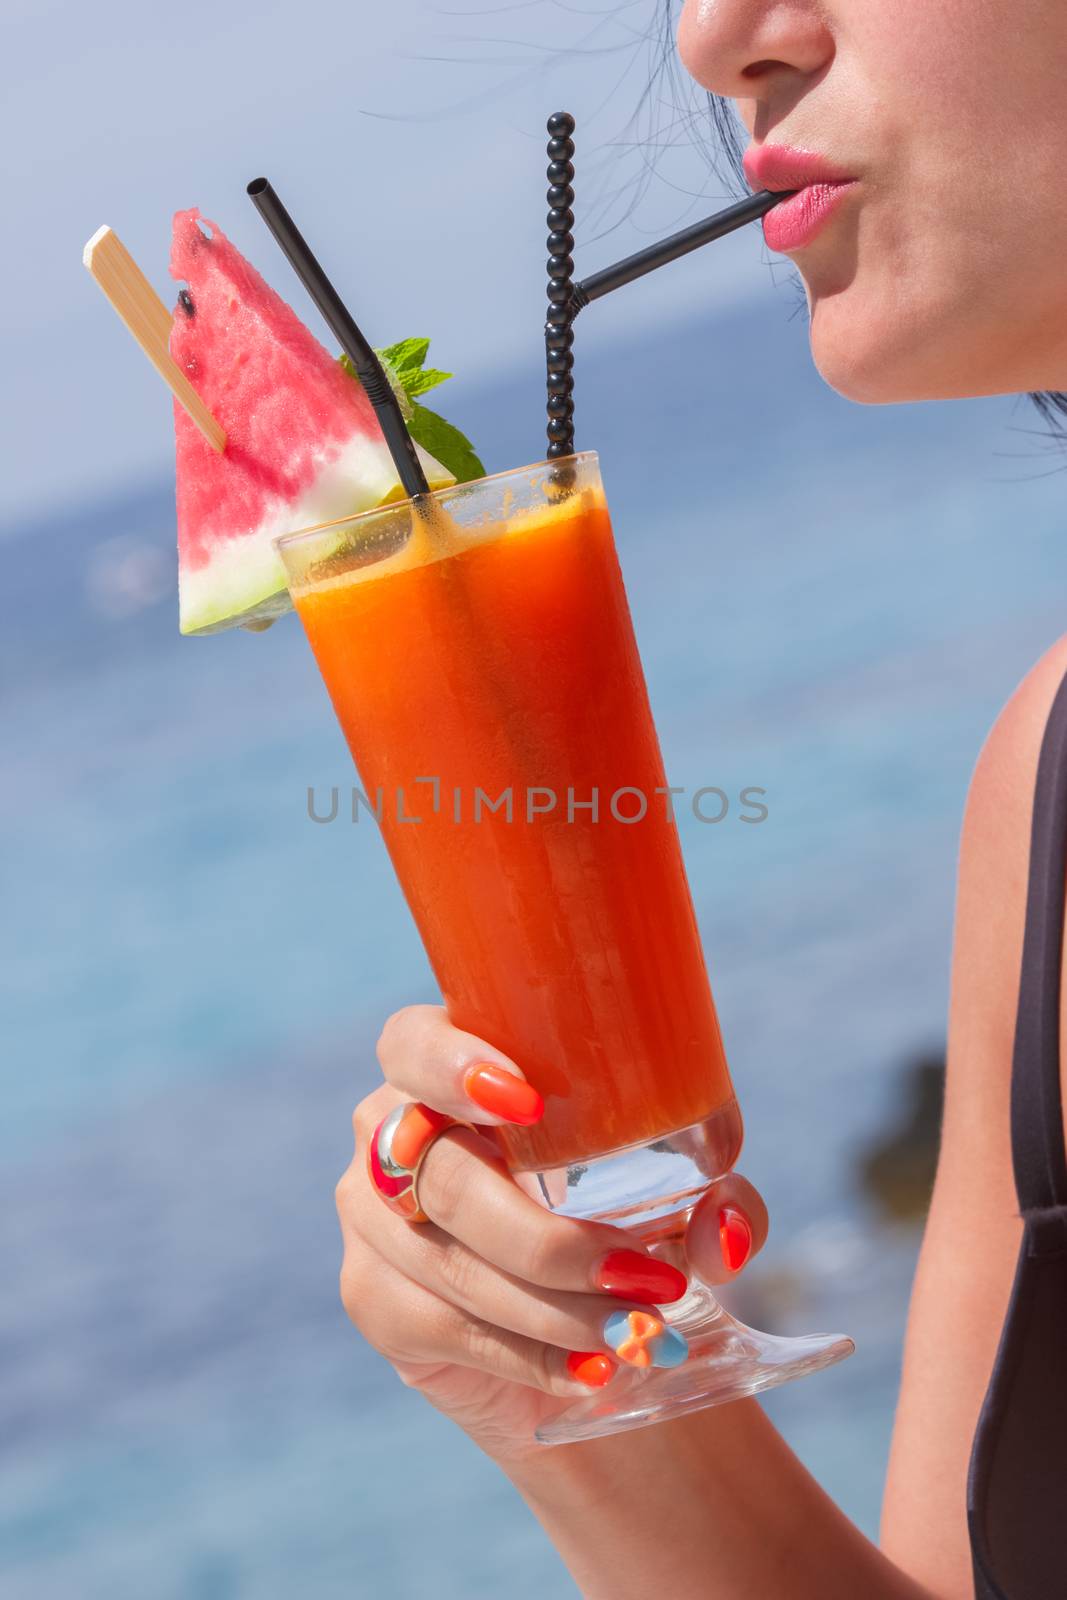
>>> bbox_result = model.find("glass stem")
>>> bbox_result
[660,1276,723,1332]
[644,1237,725,1330]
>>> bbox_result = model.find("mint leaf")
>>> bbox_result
[340,342,449,404]
[378,337,431,383]
[404,365,452,398]
[377,337,452,399]
[407,402,485,485]
[338,338,484,484]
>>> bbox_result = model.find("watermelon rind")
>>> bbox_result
[178,435,451,636]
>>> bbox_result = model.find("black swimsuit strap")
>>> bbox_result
[967,668,1067,1600]
[1010,668,1067,1224]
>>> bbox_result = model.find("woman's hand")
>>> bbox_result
[335,1004,768,1464]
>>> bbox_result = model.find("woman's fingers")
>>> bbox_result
[352,1103,689,1305]
[685,1173,769,1285]
[382,1218,678,1374]
[341,1251,607,1398]
[376,1003,544,1127]
[343,1174,684,1376]
[352,1010,770,1405]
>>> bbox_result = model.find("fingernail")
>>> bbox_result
[462,1064,544,1125]
[595,1249,688,1305]
[566,1350,616,1389]
[603,1309,688,1370]
[719,1206,752,1273]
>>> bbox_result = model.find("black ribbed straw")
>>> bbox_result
[540,133,790,460]
[247,177,429,500]
[544,113,577,460]
[569,188,788,316]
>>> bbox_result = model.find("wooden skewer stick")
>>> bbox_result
[82,225,226,454]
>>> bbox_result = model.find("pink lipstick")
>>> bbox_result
[743,146,857,252]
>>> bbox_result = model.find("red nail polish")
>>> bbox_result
[462,1064,544,1125]
[595,1249,688,1305]
[566,1350,616,1388]
[719,1206,752,1272]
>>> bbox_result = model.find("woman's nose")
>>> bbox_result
[677,0,834,102]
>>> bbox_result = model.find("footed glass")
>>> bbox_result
[276,454,853,1445]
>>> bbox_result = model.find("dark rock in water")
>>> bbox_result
[857,1049,945,1223]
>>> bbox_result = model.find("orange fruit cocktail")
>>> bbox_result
[277,454,853,1444]
[281,455,740,1183]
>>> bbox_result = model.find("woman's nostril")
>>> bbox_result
[742,59,786,80]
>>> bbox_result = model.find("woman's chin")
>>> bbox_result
[808,298,949,404]
[807,288,1057,406]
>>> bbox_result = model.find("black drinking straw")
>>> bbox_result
[544,113,578,460]
[541,113,790,456]
[570,188,788,315]
[247,177,430,500]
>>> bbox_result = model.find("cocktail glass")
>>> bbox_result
[275,453,853,1444]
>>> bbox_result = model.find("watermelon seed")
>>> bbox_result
[178,289,195,317]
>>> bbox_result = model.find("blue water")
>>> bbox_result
[5,296,1067,1597]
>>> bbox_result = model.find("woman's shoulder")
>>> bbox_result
[967,633,1067,846]
[946,633,1067,1161]
[884,636,1067,1570]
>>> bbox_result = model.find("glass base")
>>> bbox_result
[536,1282,855,1446]
[518,1112,854,1446]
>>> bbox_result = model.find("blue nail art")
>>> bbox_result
[603,1308,689,1369]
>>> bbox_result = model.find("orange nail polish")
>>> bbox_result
[719,1206,752,1272]
[566,1350,616,1388]
[463,1063,544,1125]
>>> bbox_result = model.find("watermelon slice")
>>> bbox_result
[170,209,456,635]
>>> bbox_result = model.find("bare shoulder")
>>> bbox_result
[966,633,1067,855]
[946,633,1067,1171]
[948,636,1067,1108]
[881,635,1067,1593]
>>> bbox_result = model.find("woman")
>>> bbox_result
[334,4,1067,1595]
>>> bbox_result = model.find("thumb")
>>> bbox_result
[686,1173,769,1285]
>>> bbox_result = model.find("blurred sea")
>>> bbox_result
[4,294,1067,1599]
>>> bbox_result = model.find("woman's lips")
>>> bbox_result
[761,182,855,251]
[743,146,858,252]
